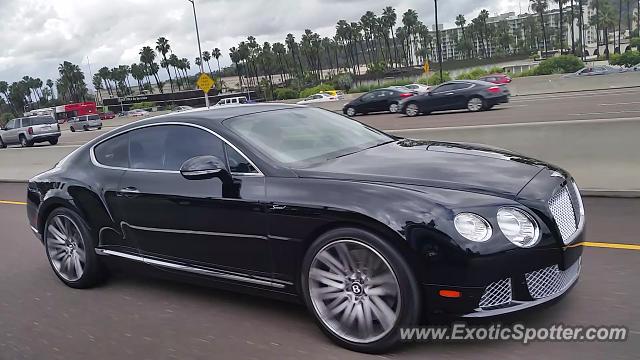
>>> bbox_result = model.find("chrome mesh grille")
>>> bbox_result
[478,278,512,309]
[525,259,581,299]
[549,186,578,244]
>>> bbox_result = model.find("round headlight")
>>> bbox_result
[497,207,540,248]
[454,213,492,242]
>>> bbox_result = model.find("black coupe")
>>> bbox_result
[399,80,510,116]
[27,104,583,353]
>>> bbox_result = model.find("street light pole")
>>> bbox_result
[434,0,444,82]
[187,0,209,108]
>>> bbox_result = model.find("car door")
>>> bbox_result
[428,84,457,111]
[2,119,18,144]
[449,82,474,109]
[356,91,378,113]
[116,123,271,277]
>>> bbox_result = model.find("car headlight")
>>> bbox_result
[454,213,492,242]
[497,207,540,248]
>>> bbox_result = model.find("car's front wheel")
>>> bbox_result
[405,103,420,117]
[467,97,485,112]
[43,207,107,288]
[389,103,399,113]
[345,107,357,117]
[0,138,6,149]
[49,138,59,145]
[70,126,76,132]
[301,228,420,353]
[19,135,32,148]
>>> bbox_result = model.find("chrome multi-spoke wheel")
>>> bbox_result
[467,97,484,112]
[308,240,401,344]
[389,103,399,113]
[45,215,87,282]
[346,107,356,117]
[405,103,419,117]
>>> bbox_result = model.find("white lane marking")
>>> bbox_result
[387,116,640,133]
[511,88,640,103]
[599,101,640,106]
[568,110,640,116]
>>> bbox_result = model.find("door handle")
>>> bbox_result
[445,92,454,95]
[118,187,140,197]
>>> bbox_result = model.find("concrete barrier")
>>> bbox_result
[388,117,640,193]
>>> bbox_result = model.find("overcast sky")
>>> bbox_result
[0,0,527,84]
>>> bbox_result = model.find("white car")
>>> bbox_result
[404,83,431,93]
[128,109,149,117]
[215,96,248,106]
[173,106,194,112]
[296,93,338,105]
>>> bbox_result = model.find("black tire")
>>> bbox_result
[97,127,102,130]
[0,137,6,149]
[49,138,59,146]
[83,126,89,131]
[19,135,32,148]
[301,227,421,354]
[345,107,357,117]
[43,207,108,289]
[70,126,76,133]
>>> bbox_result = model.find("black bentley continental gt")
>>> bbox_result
[27,104,584,353]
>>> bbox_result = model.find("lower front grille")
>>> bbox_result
[525,259,582,299]
[478,278,512,309]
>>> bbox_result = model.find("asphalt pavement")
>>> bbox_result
[0,182,638,360]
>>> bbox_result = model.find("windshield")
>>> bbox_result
[30,117,56,125]
[224,108,392,166]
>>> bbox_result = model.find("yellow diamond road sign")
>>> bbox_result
[196,73,215,93]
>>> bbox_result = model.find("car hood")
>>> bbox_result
[293,140,554,199]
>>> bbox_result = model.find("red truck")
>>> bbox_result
[54,102,98,123]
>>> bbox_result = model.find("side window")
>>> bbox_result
[128,125,225,171]
[225,144,257,174]
[433,84,454,93]
[20,118,29,127]
[362,92,377,101]
[94,133,130,168]
[453,83,472,90]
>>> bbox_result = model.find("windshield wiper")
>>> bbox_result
[331,140,395,160]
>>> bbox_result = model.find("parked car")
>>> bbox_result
[565,66,624,77]
[479,73,512,84]
[127,109,149,117]
[321,90,345,99]
[0,115,60,148]
[99,112,116,120]
[296,93,338,105]
[27,104,584,353]
[400,80,510,117]
[173,106,194,112]
[68,115,103,132]
[403,83,431,93]
[215,96,248,106]
[343,88,415,116]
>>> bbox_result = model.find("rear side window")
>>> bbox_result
[20,118,30,127]
[94,133,130,168]
[88,115,100,121]
[128,125,225,171]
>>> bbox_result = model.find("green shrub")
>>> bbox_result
[0,113,12,127]
[417,72,452,85]
[487,66,505,74]
[274,88,299,100]
[331,73,354,91]
[609,51,640,67]
[131,101,155,110]
[513,68,537,77]
[299,84,335,98]
[630,37,640,51]
[533,55,584,75]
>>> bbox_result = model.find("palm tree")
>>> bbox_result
[168,54,182,90]
[381,7,398,67]
[570,0,576,54]
[46,79,54,100]
[618,0,623,53]
[130,63,146,93]
[553,0,567,53]
[211,48,222,86]
[92,73,104,102]
[455,14,468,58]
[285,33,305,76]
[202,51,213,77]
[180,58,191,87]
[590,0,601,49]
[155,37,174,93]
[139,46,162,93]
[402,9,419,65]
[229,47,243,89]
[531,0,550,55]
[598,0,617,58]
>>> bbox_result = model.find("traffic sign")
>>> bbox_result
[196,73,215,93]
[423,62,430,73]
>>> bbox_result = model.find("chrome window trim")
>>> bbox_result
[94,248,290,288]
[89,121,264,176]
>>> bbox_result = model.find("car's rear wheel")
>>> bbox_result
[389,103,399,113]
[467,97,485,112]
[301,228,420,353]
[0,138,6,149]
[70,126,76,132]
[19,135,32,148]
[83,126,89,131]
[44,207,107,288]
[405,103,420,117]
[345,107,356,117]
[49,138,59,145]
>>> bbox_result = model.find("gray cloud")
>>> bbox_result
[0,0,519,84]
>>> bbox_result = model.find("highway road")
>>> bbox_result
[0,182,638,359]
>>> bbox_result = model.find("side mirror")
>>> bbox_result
[180,155,228,180]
